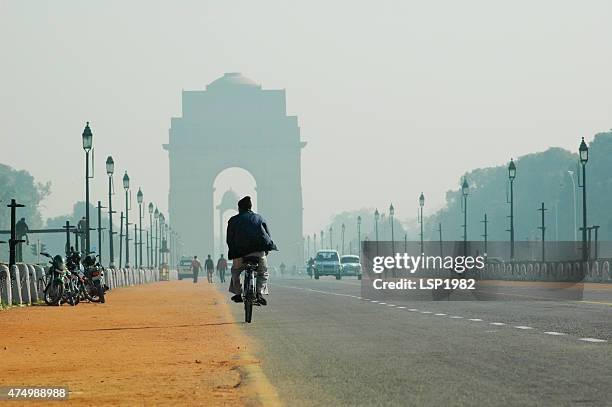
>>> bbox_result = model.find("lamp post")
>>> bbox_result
[313,233,317,253]
[307,235,310,259]
[154,208,159,267]
[508,159,516,259]
[320,230,324,250]
[579,137,589,261]
[159,213,165,265]
[374,209,380,257]
[137,188,144,269]
[123,171,130,268]
[357,216,362,259]
[82,122,93,254]
[329,226,333,251]
[389,204,395,256]
[106,156,115,268]
[148,203,153,268]
[341,223,345,255]
[461,179,469,255]
[567,171,578,241]
[419,193,425,254]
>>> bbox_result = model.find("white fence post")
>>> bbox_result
[0,264,11,306]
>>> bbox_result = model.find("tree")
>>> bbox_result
[0,163,50,230]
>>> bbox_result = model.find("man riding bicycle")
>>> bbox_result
[226,196,277,306]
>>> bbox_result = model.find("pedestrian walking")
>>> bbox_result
[205,254,214,283]
[191,256,202,283]
[217,254,227,283]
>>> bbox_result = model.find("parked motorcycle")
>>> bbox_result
[41,252,78,306]
[82,254,105,304]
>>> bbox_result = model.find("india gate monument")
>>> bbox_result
[164,73,305,267]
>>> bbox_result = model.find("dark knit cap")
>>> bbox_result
[238,196,252,211]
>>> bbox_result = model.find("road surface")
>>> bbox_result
[228,276,612,407]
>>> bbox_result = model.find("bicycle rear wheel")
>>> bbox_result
[244,300,253,323]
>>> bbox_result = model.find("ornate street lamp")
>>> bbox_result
[148,203,153,268]
[122,171,130,268]
[137,188,144,269]
[341,223,345,255]
[357,215,362,259]
[389,203,395,257]
[508,159,516,259]
[461,179,469,255]
[419,193,425,254]
[82,122,93,254]
[154,208,159,268]
[374,209,380,257]
[579,137,589,261]
[106,156,115,268]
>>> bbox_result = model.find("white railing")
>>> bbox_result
[0,263,178,307]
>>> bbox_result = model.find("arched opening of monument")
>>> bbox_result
[213,167,258,258]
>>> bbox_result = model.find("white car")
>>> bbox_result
[314,250,342,280]
[341,255,362,280]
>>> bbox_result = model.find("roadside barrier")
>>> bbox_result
[0,262,178,308]
[481,259,612,283]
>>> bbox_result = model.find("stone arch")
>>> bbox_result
[165,73,305,267]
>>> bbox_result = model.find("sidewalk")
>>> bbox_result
[0,280,280,406]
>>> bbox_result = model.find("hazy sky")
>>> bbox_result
[1,0,610,235]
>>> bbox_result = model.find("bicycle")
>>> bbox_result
[242,256,260,323]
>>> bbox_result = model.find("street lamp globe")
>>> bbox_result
[508,159,516,180]
[137,188,143,204]
[419,192,425,207]
[105,156,114,176]
[122,171,130,190]
[82,122,93,152]
[389,203,395,217]
[374,209,380,221]
[148,202,154,214]
[357,215,362,225]
[579,137,588,164]
[154,208,159,219]
[461,179,469,196]
[342,223,345,232]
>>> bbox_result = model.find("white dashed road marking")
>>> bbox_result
[273,284,608,345]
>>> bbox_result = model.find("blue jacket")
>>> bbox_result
[226,210,278,260]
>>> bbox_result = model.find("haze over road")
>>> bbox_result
[229,277,612,407]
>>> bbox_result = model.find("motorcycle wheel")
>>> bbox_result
[83,280,101,302]
[94,280,105,304]
[44,281,63,306]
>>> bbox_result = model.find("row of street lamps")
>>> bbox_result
[304,137,591,262]
[82,122,183,269]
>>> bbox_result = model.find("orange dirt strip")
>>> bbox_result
[0,281,276,406]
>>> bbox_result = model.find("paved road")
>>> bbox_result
[227,276,612,407]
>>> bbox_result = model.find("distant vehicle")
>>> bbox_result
[178,256,194,280]
[485,256,505,264]
[340,255,362,280]
[314,250,342,280]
